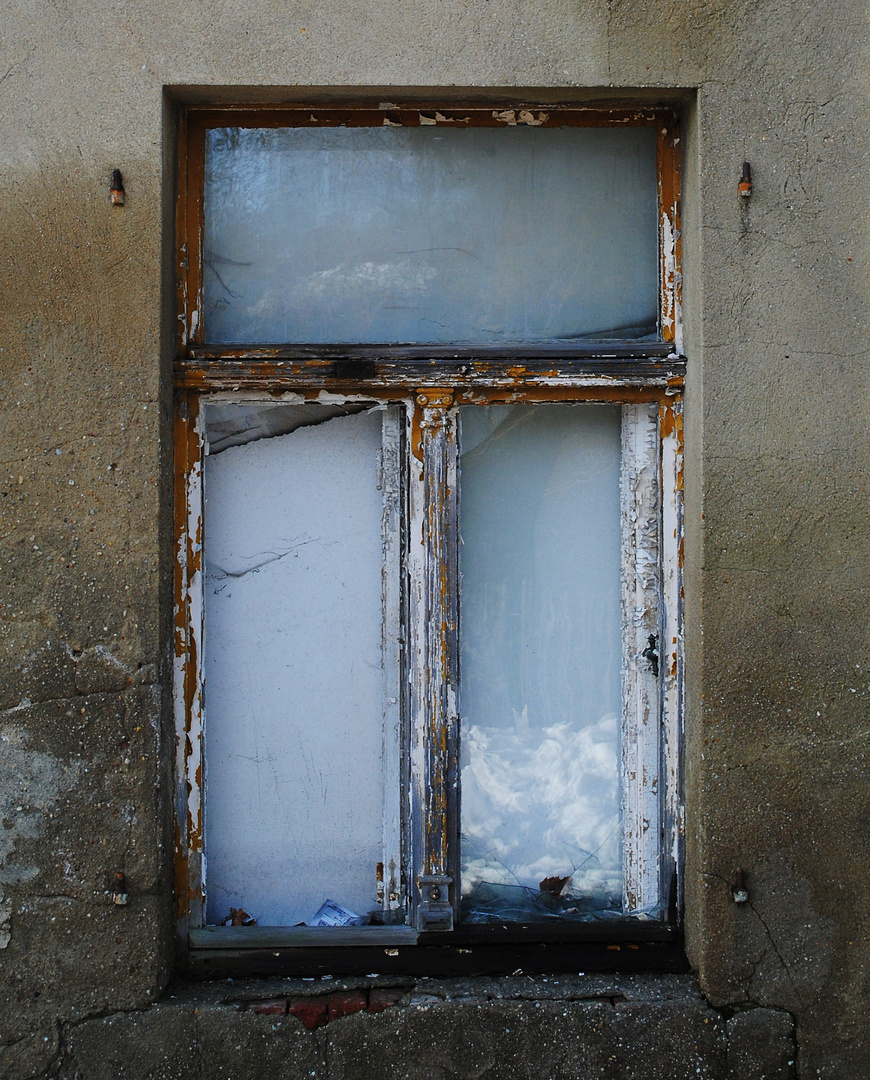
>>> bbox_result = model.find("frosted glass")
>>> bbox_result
[202,407,391,926]
[204,126,658,344]
[459,405,623,921]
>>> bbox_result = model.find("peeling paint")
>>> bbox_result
[657,125,682,350]
[419,111,470,125]
[0,726,84,893]
[407,394,458,930]
[660,399,683,889]
[175,353,684,395]
[490,109,550,126]
[660,211,678,341]
[620,404,662,915]
[174,393,206,930]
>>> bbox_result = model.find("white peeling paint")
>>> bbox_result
[174,403,206,926]
[517,110,550,126]
[406,395,459,930]
[660,402,684,883]
[490,109,550,126]
[660,209,682,350]
[419,112,470,125]
[620,404,663,916]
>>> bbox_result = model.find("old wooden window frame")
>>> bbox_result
[173,103,685,975]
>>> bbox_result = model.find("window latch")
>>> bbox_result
[416,874,454,932]
[642,634,659,678]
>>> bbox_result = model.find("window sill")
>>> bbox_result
[191,925,420,949]
[184,923,685,979]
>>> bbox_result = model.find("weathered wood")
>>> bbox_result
[407,393,459,931]
[660,398,684,919]
[173,391,205,944]
[620,404,664,916]
[174,357,686,393]
[173,101,687,970]
[380,407,405,920]
[187,344,678,361]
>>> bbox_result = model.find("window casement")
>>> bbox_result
[174,104,685,976]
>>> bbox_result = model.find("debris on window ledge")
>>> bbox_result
[460,881,623,924]
[222,907,257,927]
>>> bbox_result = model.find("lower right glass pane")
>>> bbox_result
[459,404,623,923]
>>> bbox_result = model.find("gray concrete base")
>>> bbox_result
[61,976,794,1080]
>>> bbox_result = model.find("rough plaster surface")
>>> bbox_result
[61,977,796,1080]
[0,0,869,1075]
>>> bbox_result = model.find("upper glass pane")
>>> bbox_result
[203,125,659,345]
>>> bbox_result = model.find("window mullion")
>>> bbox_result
[407,391,459,932]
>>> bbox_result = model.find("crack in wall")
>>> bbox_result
[698,868,813,1015]
[746,898,805,1011]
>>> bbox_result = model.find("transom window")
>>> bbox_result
[174,104,684,973]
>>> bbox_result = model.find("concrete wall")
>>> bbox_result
[0,0,868,1076]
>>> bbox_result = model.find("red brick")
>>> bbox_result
[289,995,329,1030]
[367,988,403,1013]
[327,991,368,1021]
[249,999,287,1016]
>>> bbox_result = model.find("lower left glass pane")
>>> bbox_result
[201,402,401,927]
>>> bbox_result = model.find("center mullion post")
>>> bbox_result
[408,391,459,931]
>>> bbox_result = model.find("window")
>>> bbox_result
[174,104,684,971]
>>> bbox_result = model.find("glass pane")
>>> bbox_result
[459,404,623,922]
[204,126,658,345]
[202,405,397,927]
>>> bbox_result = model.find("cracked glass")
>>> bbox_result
[202,404,401,927]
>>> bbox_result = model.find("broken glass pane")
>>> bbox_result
[202,404,400,927]
[204,401,371,454]
[459,404,623,922]
[204,126,658,345]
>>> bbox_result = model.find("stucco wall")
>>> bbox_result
[1,1,868,1076]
